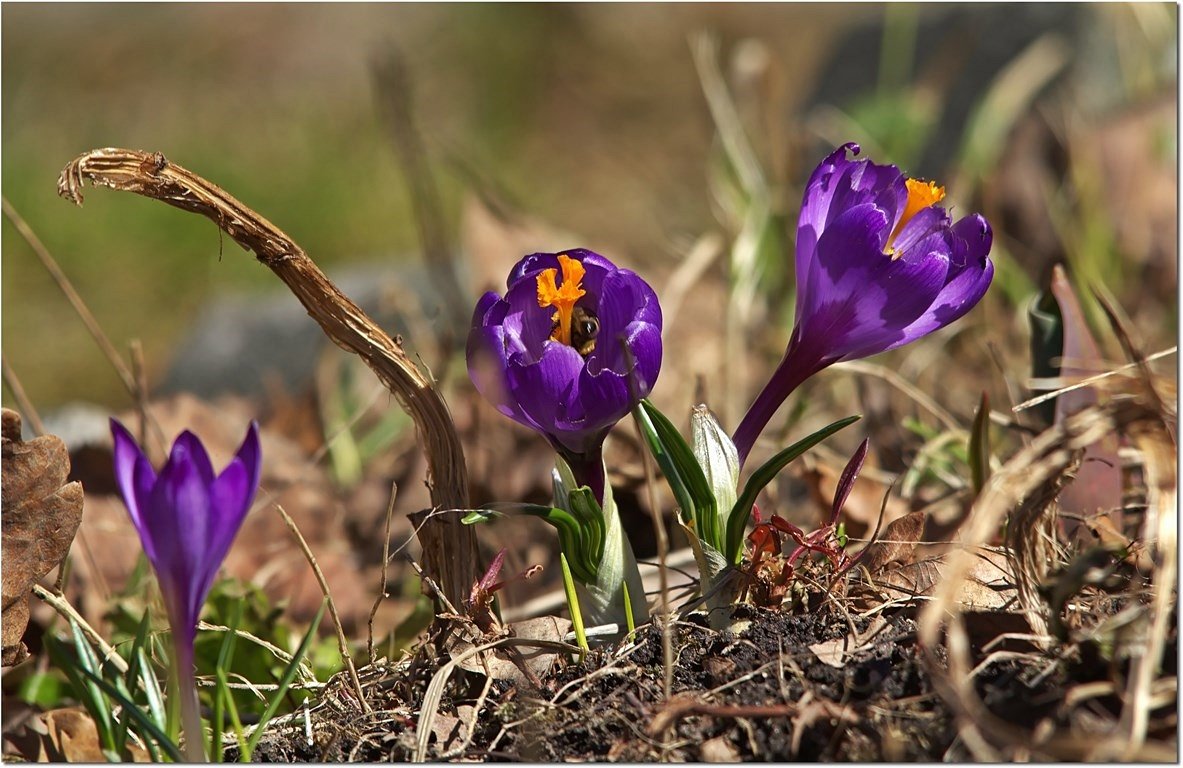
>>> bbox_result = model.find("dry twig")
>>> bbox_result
[57,147,479,612]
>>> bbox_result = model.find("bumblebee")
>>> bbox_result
[554,306,600,356]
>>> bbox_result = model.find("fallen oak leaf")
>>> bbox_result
[872,548,1019,611]
[856,510,925,574]
[38,708,149,762]
[452,615,571,686]
[1,409,84,666]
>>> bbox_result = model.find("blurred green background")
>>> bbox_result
[3,3,1177,412]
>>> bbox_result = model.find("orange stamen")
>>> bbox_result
[886,178,945,257]
[536,254,587,347]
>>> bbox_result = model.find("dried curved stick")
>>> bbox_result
[58,147,478,613]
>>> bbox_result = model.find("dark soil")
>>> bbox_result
[236,601,1176,762]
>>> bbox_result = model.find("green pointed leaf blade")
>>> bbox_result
[969,391,992,496]
[726,414,861,562]
[691,404,739,549]
[74,664,184,763]
[245,600,325,755]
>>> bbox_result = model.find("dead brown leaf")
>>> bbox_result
[856,511,924,574]
[700,735,742,762]
[869,548,1019,611]
[1048,266,1124,540]
[37,708,148,762]
[1,409,84,666]
[453,615,571,685]
[809,616,888,668]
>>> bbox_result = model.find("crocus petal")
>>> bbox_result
[108,421,262,651]
[198,422,261,609]
[592,269,660,372]
[735,144,994,466]
[468,249,663,476]
[506,342,587,450]
[796,202,890,327]
[896,216,994,345]
[145,443,212,630]
[110,419,159,561]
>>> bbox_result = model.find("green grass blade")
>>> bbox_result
[210,602,243,762]
[726,415,861,562]
[74,664,184,762]
[216,668,249,762]
[969,391,992,496]
[134,648,165,762]
[68,622,116,753]
[245,601,325,755]
[560,553,588,660]
[45,634,115,756]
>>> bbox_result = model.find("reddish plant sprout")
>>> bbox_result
[466,548,543,634]
[742,440,872,606]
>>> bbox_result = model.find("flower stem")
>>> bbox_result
[559,443,606,503]
[171,634,206,762]
[731,348,825,468]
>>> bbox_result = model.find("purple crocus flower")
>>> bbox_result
[733,143,994,465]
[467,248,662,498]
[110,419,261,761]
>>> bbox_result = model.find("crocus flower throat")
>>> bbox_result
[537,254,597,355]
[887,178,945,257]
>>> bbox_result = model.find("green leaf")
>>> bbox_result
[634,400,720,549]
[690,404,739,550]
[726,415,861,563]
[16,671,68,710]
[1027,278,1064,428]
[465,502,601,582]
[245,600,325,756]
[73,663,184,763]
[68,622,115,753]
[569,468,647,632]
[632,401,694,518]
[968,391,992,496]
[566,488,606,571]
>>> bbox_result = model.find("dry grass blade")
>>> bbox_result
[56,147,479,613]
[414,635,580,762]
[833,360,961,432]
[2,196,138,397]
[633,410,673,702]
[273,504,369,712]
[660,232,725,329]
[367,482,398,663]
[1015,346,1176,412]
[1112,396,1176,759]
[372,48,469,339]
[31,584,127,675]
[1,359,47,437]
[918,396,1175,759]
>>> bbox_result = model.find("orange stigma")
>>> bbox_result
[887,178,945,257]
[536,254,587,347]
